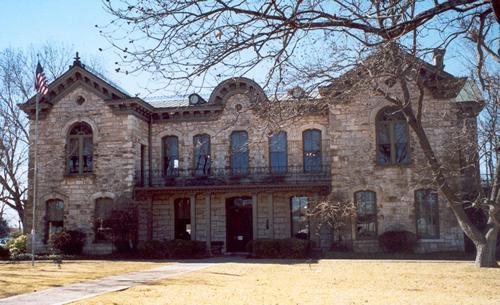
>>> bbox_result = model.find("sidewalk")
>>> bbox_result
[0,261,215,305]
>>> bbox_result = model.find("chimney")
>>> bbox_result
[433,48,445,71]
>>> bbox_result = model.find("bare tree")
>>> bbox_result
[102,1,500,267]
[0,43,98,230]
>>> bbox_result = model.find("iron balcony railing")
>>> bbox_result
[135,165,331,188]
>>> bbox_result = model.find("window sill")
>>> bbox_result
[374,162,412,169]
[64,173,95,179]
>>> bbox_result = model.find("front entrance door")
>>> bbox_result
[226,196,253,252]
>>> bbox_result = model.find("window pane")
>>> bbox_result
[291,196,309,239]
[47,200,64,221]
[416,190,439,238]
[163,136,179,176]
[68,138,79,173]
[82,137,93,172]
[303,130,321,172]
[270,132,287,173]
[355,191,377,239]
[194,134,211,176]
[231,131,249,175]
[377,108,409,165]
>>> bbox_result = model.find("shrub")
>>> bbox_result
[137,240,165,259]
[7,234,27,256]
[164,239,207,258]
[247,238,315,259]
[50,230,86,255]
[0,246,9,260]
[378,230,417,253]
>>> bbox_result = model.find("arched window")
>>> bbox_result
[162,136,179,177]
[95,197,113,241]
[45,199,64,242]
[415,189,439,239]
[193,134,211,176]
[67,122,93,174]
[354,191,377,239]
[230,131,249,175]
[376,107,410,165]
[269,131,287,174]
[290,196,309,239]
[303,129,321,172]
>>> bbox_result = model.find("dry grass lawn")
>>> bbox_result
[71,259,500,305]
[0,260,169,299]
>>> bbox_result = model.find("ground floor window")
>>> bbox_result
[415,189,439,239]
[355,191,377,239]
[45,199,64,242]
[175,198,191,240]
[290,196,309,239]
[95,198,113,241]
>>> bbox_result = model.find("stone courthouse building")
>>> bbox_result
[20,52,482,255]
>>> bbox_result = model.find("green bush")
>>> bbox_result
[50,230,86,255]
[378,230,417,253]
[7,234,27,256]
[164,239,207,258]
[0,246,9,260]
[137,240,165,258]
[247,238,315,259]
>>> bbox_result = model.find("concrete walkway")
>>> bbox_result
[0,261,216,305]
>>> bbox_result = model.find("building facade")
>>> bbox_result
[20,55,482,255]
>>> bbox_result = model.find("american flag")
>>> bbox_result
[35,62,48,96]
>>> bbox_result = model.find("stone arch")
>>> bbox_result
[90,191,116,202]
[61,117,99,142]
[208,77,267,105]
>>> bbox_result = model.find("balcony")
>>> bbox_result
[135,165,331,193]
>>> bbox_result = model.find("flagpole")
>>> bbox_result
[31,91,39,266]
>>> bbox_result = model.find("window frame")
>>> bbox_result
[230,130,249,176]
[290,196,310,240]
[302,129,322,173]
[375,107,410,166]
[193,133,211,176]
[415,189,440,239]
[66,122,93,175]
[354,190,378,240]
[162,135,179,177]
[269,131,288,174]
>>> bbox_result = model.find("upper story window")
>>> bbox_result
[303,129,322,172]
[193,134,211,176]
[67,122,93,175]
[376,107,410,165]
[269,131,287,174]
[230,131,249,175]
[415,189,439,239]
[45,199,64,242]
[162,136,179,177]
[290,196,309,239]
[355,191,377,239]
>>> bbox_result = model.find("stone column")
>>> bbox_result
[252,193,258,240]
[147,195,153,241]
[190,194,196,240]
[269,193,275,239]
[205,193,211,254]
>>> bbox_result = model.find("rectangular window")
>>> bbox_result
[290,196,309,239]
[355,191,377,239]
[95,198,113,241]
[46,200,64,242]
[175,198,191,240]
[303,130,321,172]
[415,189,439,239]
[193,134,211,176]
[163,136,179,177]
[231,131,249,175]
[270,132,287,174]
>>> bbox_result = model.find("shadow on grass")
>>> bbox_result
[324,251,477,261]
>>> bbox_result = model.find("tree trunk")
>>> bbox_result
[475,225,499,268]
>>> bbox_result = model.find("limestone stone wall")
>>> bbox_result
[25,86,140,254]
[327,87,466,252]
